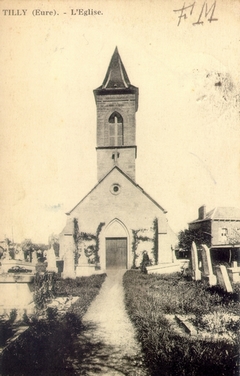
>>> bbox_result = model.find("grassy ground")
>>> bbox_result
[0,273,106,376]
[123,270,240,376]
[54,274,107,317]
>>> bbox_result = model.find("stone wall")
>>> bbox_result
[96,147,136,181]
[96,94,136,147]
[95,93,137,181]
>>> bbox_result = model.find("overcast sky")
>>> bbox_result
[0,0,239,243]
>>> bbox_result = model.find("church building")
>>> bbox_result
[59,47,176,273]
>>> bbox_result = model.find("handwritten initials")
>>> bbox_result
[174,1,218,26]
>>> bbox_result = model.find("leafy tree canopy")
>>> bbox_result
[178,228,211,251]
[21,239,48,252]
[21,239,35,252]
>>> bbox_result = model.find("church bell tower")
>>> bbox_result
[94,47,139,182]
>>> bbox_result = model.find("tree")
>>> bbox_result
[4,238,14,258]
[4,238,11,250]
[225,229,240,264]
[226,228,240,247]
[21,239,35,261]
[178,228,212,254]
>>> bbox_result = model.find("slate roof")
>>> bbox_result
[66,166,167,215]
[102,46,131,89]
[94,47,139,109]
[190,207,240,223]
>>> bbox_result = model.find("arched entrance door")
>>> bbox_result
[106,238,127,269]
[105,220,128,269]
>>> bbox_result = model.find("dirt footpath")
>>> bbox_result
[74,269,148,375]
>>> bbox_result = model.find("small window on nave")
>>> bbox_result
[108,112,123,146]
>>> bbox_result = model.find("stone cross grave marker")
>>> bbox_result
[200,244,217,286]
[190,242,201,281]
[227,261,240,283]
[216,265,233,293]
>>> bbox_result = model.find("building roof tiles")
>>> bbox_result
[190,206,240,223]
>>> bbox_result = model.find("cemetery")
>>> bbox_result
[0,239,239,375]
[0,243,106,374]
[123,265,240,375]
[123,241,240,375]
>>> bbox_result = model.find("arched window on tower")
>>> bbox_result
[109,112,123,146]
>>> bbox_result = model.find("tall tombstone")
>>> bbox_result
[62,234,76,279]
[216,265,233,293]
[190,242,201,281]
[200,244,217,286]
[31,250,38,265]
[47,246,58,273]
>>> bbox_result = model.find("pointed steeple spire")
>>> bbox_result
[102,47,131,89]
[94,47,138,110]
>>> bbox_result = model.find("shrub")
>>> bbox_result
[33,272,57,309]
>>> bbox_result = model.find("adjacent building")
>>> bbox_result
[189,205,240,248]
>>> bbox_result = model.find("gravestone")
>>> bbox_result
[31,250,38,265]
[62,235,75,279]
[190,242,201,281]
[227,261,240,283]
[216,265,233,293]
[47,246,58,273]
[76,247,96,277]
[200,244,217,286]
[0,259,35,274]
[0,274,35,316]
[171,246,177,263]
[0,258,35,315]
[15,247,24,261]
